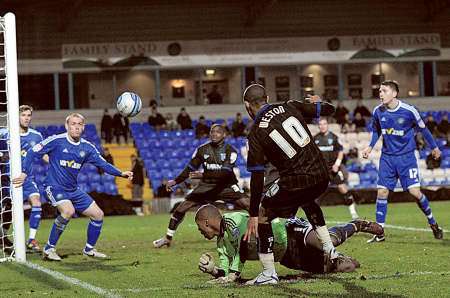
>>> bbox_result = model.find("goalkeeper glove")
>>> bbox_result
[198,253,219,276]
[206,272,239,284]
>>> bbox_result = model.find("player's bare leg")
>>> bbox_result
[82,202,108,258]
[43,201,75,261]
[368,188,388,243]
[337,184,359,220]
[27,195,42,253]
[409,187,443,239]
[153,200,199,248]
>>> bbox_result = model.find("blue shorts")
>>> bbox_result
[44,185,94,213]
[23,179,40,201]
[377,151,421,191]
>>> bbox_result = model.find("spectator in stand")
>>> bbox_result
[195,115,210,139]
[353,100,371,119]
[148,107,167,131]
[437,114,449,137]
[341,114,356,133]
[113,112,126,144]
[334,101,349,125]
[207,85,223,104]
[100,109,113,144]
[131,154,145,215]
[231,112,246,137]
[156,178,172,198]
[177,107,193,130]
[102,148,114,165]
[123,116,130,143]
[149,99,158,109]
[165,113,179,131]
[345,147,362,169]
[352,112,367,132]
[426,115,439,136]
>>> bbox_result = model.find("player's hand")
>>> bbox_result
[431,147,441,160]
[198,253,217,275]
[189,171,203,179]
[206,272,239,284]
[121,171,133,181]
[243,216,258,241]
[362,147,372,159]
[12,173,27,188]
[306,95,322,103]
[165,180,176,192]
[331,164,339,173]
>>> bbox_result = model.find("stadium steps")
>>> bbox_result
[103,143,153,201]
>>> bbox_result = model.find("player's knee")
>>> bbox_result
[408,188,422,200]
[61,207,75,219]
[29,197,41,207]
[92,209,104,221]
[377,188,389,198]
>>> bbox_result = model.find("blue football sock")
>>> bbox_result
[28,206,42,240]
[417,195,436,225]
[46,215,69,250]
[85,219,103,251]
[375,197,388,227]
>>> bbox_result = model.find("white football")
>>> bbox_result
[116,91,142,117]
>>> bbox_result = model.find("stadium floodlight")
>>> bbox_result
[0,12,26,263]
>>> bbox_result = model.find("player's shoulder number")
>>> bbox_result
[269,116,310,158]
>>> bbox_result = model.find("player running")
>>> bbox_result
[195,204,383,283]
[314,117,359,220]
[362,80,443,242]
[242,83,340,285]
[0,105,47,252]
[153,124,250,248]
[12,113,133,261]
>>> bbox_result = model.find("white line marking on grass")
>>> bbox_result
[23,262,121,298]
[329,221,450,233]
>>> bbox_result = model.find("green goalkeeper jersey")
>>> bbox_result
[217,212,287,275]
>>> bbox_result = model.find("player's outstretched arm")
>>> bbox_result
[288,96,336,118]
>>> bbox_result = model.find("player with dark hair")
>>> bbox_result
[195,204,383,283]
[0,105,48,252]
[314,117,359,219]
[13,113,133,260]
[153,124,250,248]
[242,83,340,285]
[362,80,443,242]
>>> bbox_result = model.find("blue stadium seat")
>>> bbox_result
[88,173,101,183]
[441,159,450,168]
[78,173,88,184]
[79,183,90,193]
[102,174,115,184]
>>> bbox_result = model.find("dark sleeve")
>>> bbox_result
[174,146,204,184]
[288,100,336,118]
[249,171,264,217]
[246,131,265,173]
[334,134,343,152]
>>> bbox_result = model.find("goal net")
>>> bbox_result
[0,13,26,263]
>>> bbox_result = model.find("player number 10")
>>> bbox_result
[269,116,310,158]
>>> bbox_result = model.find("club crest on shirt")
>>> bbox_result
[328,138,333,145]
[79,151,85,157]
[203,154,210,159]
[397,117,405,124]
[220,153,226,161]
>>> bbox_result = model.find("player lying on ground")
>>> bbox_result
[242,84,341,284]
[0,105,49,252]
[361,80,443,242]
[314,117,359,220]
[153,124,249,248]
[12,113,133,261]
[195,204,383,284]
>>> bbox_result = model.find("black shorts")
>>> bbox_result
[262,180,329,219]
[185,182,243,203]
[280,221,328,273]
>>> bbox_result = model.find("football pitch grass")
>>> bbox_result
[1,201,450,297]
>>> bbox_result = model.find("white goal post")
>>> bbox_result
[0,12,26,263]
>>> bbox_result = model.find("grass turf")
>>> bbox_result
[1,201,450,297]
